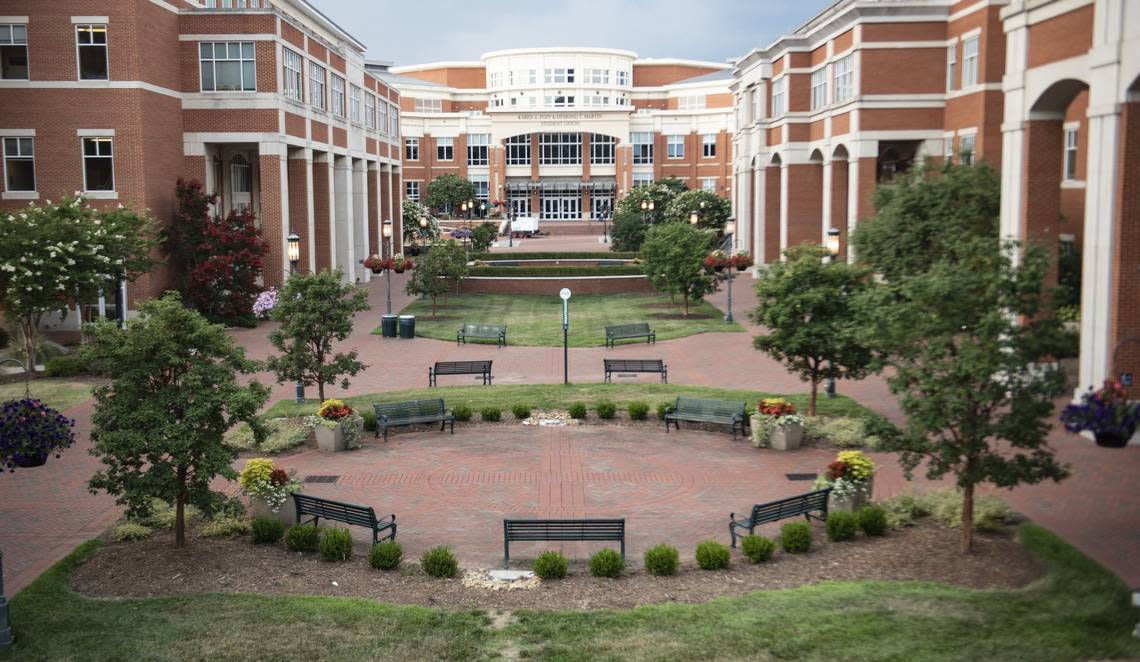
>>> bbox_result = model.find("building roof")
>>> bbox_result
[367,68,447,89]
[673,69,734,85]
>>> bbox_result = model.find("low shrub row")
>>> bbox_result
[470,251,640,261]
[467,266,644,278]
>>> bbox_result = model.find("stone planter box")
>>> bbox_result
[828,476,874,514]
[315,418,362,452]
[749,414,803,450]
[247,494,295,527]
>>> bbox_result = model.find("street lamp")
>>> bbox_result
[723,218,736,323]
[285,232,304,404]
[508,205,516,248]
[382,220,394,315]
[825,226,842,398]
[640,198,654,226]
[689,210,700,225]
[602,202,612,244]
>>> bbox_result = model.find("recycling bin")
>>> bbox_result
[380,314,398,338]
[398,314,416,339]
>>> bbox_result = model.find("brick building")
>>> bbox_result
[730,0,1138,399]
[371,48,735,220]
[0,0,403,319]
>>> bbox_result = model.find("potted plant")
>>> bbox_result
[238,457,301,524]
[304,398,364,452]
[750,398,805,450]
[1061,380,1139,448]
[731,252,753,270]
[0,398,76,471]
[704,250,729,272]
[814,450,875,513]
[363,254,391,274]
[392,254,413,274]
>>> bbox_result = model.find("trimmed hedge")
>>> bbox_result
[369,541,403,570]
[467,266,644,278]
[589,548,624,578]
[643,544,679,576]
[695,540,731,570]
[319,528,353,562]
[826,512,858,542]
[533,551,569,580]
[251,517,284,545]
[471,251,640,261]
[285,524,320,552]
[780,522,812,553]
[740,535,775,563]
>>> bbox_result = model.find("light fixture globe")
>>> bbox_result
[826,226,840,257]
[286,232,301,265]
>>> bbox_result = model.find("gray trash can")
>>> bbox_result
[380,314,398,338]
[398,314,415,339]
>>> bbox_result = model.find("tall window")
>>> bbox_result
[349,84,361,122]
[666,135,684,159]
[489,71,502,88]
[946,44,957,91]
[505,135,530,165]
[308,61,326,110]
[330,74,345,116]
[677,95,706,110]
[584,96,609,107]
[413,98,441,113]
[377,102,388,135]
[833,55,854,103]
[616,70,629,86]
[3,137,34,192]
[469,175,489,201]
[632,173,653,188]
[632,132,654,164]
[539,133,581,165]
[1064,127,1079,180]
[76,24,108,80]
[509,69,536,85]
[959,134,976,165]
[0,24,28,80]
[701,177,716,193]
[702,133,716,158]
[810,68,827,111]
[586,68,609,84]
[545,95,575,108]
[405,137,419,161]
[82,137,114,191]
[544,67,574,84]
[282,48,303,101]
[364,93,376,129]
[751,87,761,123]
[467,134,489,165]
[199,42,254,92]
[436,136,453,161]
[770,77,786,117]
[590,134,615,165]
[962,36,979,88]
[944,136,955,163]
[389,104,398,136]
[405,180,419,201]
[204,0,269,6]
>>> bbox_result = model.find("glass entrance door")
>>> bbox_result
[541,194,580,220]
[591,194,613,220]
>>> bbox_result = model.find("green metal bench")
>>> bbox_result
[605,322,655,348]
[664,396,747,439]
[291,492,396,544]
[603,358,667,383]
[372,398,454,442]
[503,518,625,568]
[429,360,493,387]
[457,323,507,348]
[729,488,831,547]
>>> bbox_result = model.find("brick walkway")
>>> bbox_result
[2,273,1137,595]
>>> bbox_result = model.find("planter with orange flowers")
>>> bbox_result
[304,399,364,452]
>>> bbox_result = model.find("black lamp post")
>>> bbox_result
[825,226,841,398]
[602,201,612,244]
[508,206,515,248]
[286,232,304,404]
[723,218,736,323]
[382,220,393,315]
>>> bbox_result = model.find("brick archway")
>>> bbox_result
[763,153,782,263]
[785,150,823,253]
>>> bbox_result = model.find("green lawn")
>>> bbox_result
[385,293,744,347]
[263,383,872,420]
[3,526,1139,661]
[0,378,94,411]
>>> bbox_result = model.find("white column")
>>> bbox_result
[999,123,1026,248]
[845,157,859,262]
[334,156,353,281]
[1077,108,1120,396]
[276,145,291,280]
[386,165,395,251]
[303,148,316,272]
[821,158,833,242]
[736,167,750,254]
[325,154,337,272]
[354,159,370,283]
[752,164,764,271]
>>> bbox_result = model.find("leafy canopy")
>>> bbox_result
[425,174,475,214]
[402,199,440,243]
[610,184,682,252]
[640,222,718,315]
[405,241,468,315]
[84,293,268,546]
[751,245,873,415]
[266,270,370,401]
[665,189,731,231]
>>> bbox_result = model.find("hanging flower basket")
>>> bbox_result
[392,254,413,274]
[704,250,729,273]
[1,398,76,472]
[731,252,754,270]
[1060,380,1139,448]
[363,254,390,274]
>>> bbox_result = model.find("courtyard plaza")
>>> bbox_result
[1,263,1138,599]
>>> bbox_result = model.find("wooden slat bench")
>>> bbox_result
[664,396,747,439]
[503,518,625,568]
[603,358,667,383]
[457,323,507,348]
[604,322,655,348]
[372,399,454,442]
[291,492,396,544]
[429,360,493,387]
[729,487,831,547]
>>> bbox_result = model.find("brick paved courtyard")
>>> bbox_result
[1,273,1137,595]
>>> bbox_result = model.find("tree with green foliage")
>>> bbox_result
[640,222,718,315]
[425,174,475,216]
[266,269,370,401]
[402,198,440,245]
[405,241,468,315]
[610,184,681,251]
[666,189,732,231]
[84,293,268,547]
[751,245,874,416]
[656,176,689,195]
[471,221,498,252]
[853,163,1070,553]
[0,196,154,386]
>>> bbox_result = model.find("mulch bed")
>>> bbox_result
[71,519,1046,611]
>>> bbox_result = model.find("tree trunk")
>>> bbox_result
[683,294,690,316]
[317,379,326,401]
[808,377,819,416]
[19,316,37,388]
[175,469,187,547]
[961,482,975,553]
[431,295,437,316]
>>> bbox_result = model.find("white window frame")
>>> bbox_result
[771,77,786,117]
[544,67,574,84]
[467,133,489,166]
[349,84,361,123]
[538,132,582,165]
[1063,126,1079,181]
[405,180,420,201]
[677,95,706,111]
[586,68,609,84]
[631,132,654,164]
[436,136,453,161]
[282,48,303,102]
[330,74,345,117]
[505,134,530,165]
[833,55,854,103]
[616,70,629,86]
[198,41,255,92]
[702,133,716,158]
[750,87,761,123]
[545,95,575,108]
[75,24,108,81]
[364,92,376,129]
[413,97,442,113]
[666,134,684,160]
[469,175,489,201]
[959,133,976,165]
[810,67,828,111]
[944,135,955,163]
[405,137,419,161]
[388,103,399,136]
[81,136,114,192]
[590,134,615,165]
[946,44,957,91]
[308,61,326,110]
[3,136,35,193]
[377,101,388,135]
[700,177,717,193]
[962,36,979,88]
[0,24,29,81]
[632,172,653,188]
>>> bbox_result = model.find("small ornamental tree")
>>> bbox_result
[750,245,874,416]
[425,174,475,216]
[84,293,269,546]
[402,198,440,244]
[0,196,155,386]
[665,189,731,231]
[610,184,681,251]
[406,241,467,314]
[266,269,370,401]
[165,179,268,326]
[640,222,718,315]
